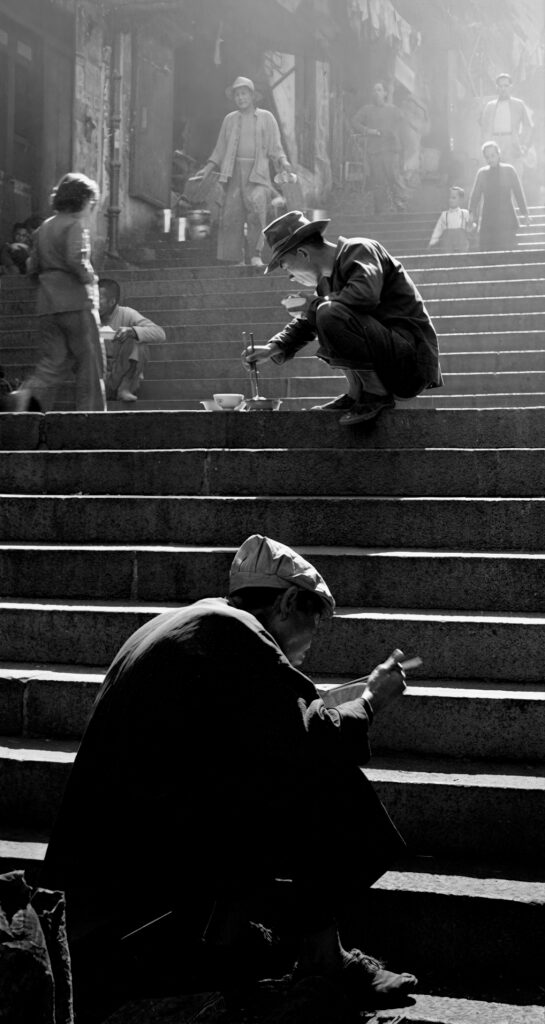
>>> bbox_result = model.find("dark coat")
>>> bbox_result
[42,598,404,943]
[270,237,442,389]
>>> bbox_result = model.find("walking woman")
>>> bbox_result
[24,172,106,411]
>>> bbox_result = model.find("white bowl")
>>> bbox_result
[200,399,221,411]
[213,392,245,410]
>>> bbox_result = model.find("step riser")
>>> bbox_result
[4,282,543,317]
[8,334,545,371]
[0,836,540,999]
[8,349,545,380]
[2,494,544,551]
[4,665,544,762]
[3,260,542,305]
[4,369,545,401]
[369,775,545,859]
[366,884,545,987]
[2,752,542,862]
[3,313,544,346]
[2,606,545,681]
[5,408,545,450]
[5,448,545,497]
[3,548,545,615]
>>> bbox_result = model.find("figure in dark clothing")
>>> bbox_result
[22,172,105,412]
[469,140,530,251]
[42,534,417,1023]
[243,210,442,426]
[0,222,31,275]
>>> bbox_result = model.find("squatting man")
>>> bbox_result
[243,210,442,425]
[42,534,418,1022]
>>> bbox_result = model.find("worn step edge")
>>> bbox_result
[0,738,542,788]
[4,599,545,626]
[372,994,545,1023]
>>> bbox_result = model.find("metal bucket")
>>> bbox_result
[187,209,211,240]
[306,208,328,222]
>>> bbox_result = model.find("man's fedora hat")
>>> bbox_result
[264,210,330,274]
[226,76,261,101]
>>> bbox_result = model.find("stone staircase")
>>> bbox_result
[0,407,544,1022]
[0,208,543,412]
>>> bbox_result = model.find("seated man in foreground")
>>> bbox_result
[42,534,417,1022]
[243,210,442,425]
[98,277,166,403]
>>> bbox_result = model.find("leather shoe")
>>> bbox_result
[117,389,138,402]
[311,394,356,411]
[338,394,395,425]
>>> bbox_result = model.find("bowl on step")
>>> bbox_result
[213,392,245,410]
[200,398,221,411]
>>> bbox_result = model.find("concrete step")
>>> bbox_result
[6,332,545,379]
[5,368,545,407]
[125,394,545,411]
[366,859,545,1003]
[5,445,545,496]
[320,677,545,762]
[4,273,543,316]
[289,370,545,399]
[2,600,545,680]
[2,490,545,550]
[6,407,545,451]
[4,311,535,343]
[137,349,545,379]
[2,260,543,307]
[3,658,544,761]
[127,368,545,401]
[0,803,542,1010]
[4,543,545,615]
[1,731,543,860]
[0,822,542,1012]
[5,299,544,334]
[437,329,545,352]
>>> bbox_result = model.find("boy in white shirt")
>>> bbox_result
[428,186,473,252]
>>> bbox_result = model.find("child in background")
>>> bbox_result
[428,185,473,252]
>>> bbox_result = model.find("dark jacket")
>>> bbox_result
[42,598,403,943]
[270,237,442,389]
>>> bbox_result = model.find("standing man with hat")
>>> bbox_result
[199,76,292,266]
[42,533,418,1021]
[243,210,442,425]
[480,73,533,179]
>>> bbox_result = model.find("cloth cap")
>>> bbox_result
[495,72,512,85]
[229,534,335,615]
[263,210,329,274]
[226,76,261,101]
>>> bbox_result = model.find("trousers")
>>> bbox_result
[367,151,405,214]
[315,302,425,398]
[217,158,269,262]
[26,309,106,411]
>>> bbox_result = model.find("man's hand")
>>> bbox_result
[362,648,407,714]
[114,327,137,344]
[241,341,280,370]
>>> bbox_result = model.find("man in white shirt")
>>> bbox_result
[201,76,291,266]
[99,278,166,403]
[480,73,533,178]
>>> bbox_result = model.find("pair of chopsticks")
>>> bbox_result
[329,657,423,700]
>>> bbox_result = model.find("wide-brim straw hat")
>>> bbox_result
[263,210,330,274]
